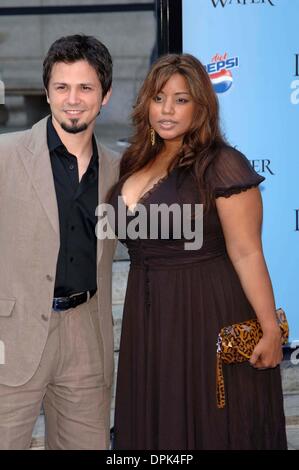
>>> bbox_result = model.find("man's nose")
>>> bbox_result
[67,88,81,105]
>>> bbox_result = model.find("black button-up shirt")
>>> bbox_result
[47,117,99,297]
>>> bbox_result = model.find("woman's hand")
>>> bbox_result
[249,326,283,369]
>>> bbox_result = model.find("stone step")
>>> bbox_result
[286,425,299,450]
[31,414,45,450]
[281,358,299,394]
[112,260,129,305]
[112,260,128,353]
[283,393,299,424]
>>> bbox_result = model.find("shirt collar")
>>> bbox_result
[47,116,99,167]
[47,116,64,153]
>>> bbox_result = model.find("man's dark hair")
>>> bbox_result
[43,34,112,96]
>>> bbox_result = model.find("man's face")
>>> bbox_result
[46,59,111,134]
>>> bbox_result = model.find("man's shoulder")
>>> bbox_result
[0,117,49,162]
[0,128,31,155]
[97,142,121,167]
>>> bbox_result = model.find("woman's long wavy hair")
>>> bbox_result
[119,53,227,208]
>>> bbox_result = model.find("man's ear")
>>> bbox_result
[102,87,112,107]
[45,88,50,104]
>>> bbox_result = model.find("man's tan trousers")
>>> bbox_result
[0,295,111,450]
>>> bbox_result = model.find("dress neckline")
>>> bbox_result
[120,170,172,212]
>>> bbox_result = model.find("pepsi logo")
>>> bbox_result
[210,69,233,93]
[205,53,239,94]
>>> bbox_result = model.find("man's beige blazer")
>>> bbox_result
[0,116,120,387]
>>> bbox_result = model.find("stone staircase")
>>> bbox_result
[30,255,299,449]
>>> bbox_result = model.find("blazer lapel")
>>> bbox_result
[18,116,59,235]
[96,138,119,267]
[18,119,115,261]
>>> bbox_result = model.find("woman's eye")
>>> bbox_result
[177,98,188,103]
[154,95,163,102]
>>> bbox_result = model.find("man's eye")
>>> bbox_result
[82,86,92,91]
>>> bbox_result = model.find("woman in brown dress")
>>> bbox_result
[109,54,287,450]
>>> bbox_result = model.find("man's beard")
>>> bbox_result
[60,118,88,134]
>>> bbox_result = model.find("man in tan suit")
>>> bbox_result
[0,35,120,449]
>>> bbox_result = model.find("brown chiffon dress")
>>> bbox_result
[109,147,287,450]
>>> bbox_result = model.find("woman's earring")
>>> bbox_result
[150,127,156,146]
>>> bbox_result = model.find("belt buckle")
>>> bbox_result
[52,291,89,311]
[53,297,69,311]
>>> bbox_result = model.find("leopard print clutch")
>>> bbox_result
[216,308,289,409]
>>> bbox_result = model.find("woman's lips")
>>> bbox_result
[158,120,177,130]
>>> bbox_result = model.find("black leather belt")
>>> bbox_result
[52,289,96,311]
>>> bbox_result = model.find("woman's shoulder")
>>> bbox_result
[206,144,265,198]
[211,144,252,171]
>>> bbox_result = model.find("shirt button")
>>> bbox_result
[70,256,74,263]
[46,274,53,281]
[41,314,48,322]
[71,225,75,231]
[69,164,75,170]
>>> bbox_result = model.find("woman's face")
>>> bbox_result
[149,73,195,146]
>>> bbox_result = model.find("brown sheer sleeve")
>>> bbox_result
[206,146,265,199]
